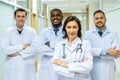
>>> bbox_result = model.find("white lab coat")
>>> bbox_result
[52,37,93,80]
[36,26,64,80]
[0,26,37,80]
[84,28,120,80]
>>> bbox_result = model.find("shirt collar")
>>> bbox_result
[92,27,110,34]
[96,26,106,33]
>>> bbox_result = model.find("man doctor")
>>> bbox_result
[1,8,37,80]
[37,8,64,80]
[84,10,120,80]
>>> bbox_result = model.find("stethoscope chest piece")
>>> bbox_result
[62,53,66,59]
[62,43,66,59]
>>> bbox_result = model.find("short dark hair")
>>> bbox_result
[50,8,63,16]
[93,10,106,17]
[62,15,82,39]
[14,8,27,16]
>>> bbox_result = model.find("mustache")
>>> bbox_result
[53,18,59,21]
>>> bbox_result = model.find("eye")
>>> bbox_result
[51,14,61,17]
[66,26,71,29]
[22,16,25,18]
[17,15,20,18]
[100,17,104,19]
[51,15,55,17]
[95,17,99,20]
[56,14,61,17]
[73,26,77,29]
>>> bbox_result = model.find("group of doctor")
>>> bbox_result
[0,7,120,80]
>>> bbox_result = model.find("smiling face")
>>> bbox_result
[50,10,63,29]
[94,12,106,30]
[65,20,79,42]
[14,11,27,29]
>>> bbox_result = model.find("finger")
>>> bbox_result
[53,59,58,64]
[113,46,116,49]
[114,54,119,58]
[117,50,120,53]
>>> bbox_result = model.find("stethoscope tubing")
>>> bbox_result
[62,43,83,62]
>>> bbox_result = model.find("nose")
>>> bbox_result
[54,15,57,19]
[70,28,74,32]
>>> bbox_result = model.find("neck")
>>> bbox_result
[98,26,106,30]
[17,27,23,31]
[53,23,62,29]
[16,24,24,30]
[68,38,76,45]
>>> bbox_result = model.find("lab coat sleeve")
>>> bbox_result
[50,40,58,49]
[51,43,75,78]
[111,32,120,50]
[84,31,102,56]
[35,29,54,55]
[68,41,93,74]
[91,32,120,56]
[50,36,63,49]
[20,30,39,59]
[51,43,62,61]
[0,30,23,55]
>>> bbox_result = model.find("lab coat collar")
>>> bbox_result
[48,25,63,31]
[13,25,27,35]
[48,25,63,36]
[63,37,82,53]
[92,27,110,36]
[65,37,82,45]
[13,25,26,31]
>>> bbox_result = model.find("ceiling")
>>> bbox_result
[42,0,120,13]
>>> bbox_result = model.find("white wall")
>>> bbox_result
[0,2,14,80]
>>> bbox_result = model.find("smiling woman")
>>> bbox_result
[52,15,93,80]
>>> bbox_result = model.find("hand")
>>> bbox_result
[53,59,68,68]
[82,58,89,62]
[23,44,31,49]
[107,47,120,58]
[8,52,20,57]
[45,41,50,47]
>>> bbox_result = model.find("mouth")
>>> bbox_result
[18,20,24,23]
[97,22,102,25]
[53,19,59,23]
[54,19,58,22]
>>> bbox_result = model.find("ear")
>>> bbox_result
[61,15,63,20]
[14,16,16,20]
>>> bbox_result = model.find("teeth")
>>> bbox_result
[54,20,58,23]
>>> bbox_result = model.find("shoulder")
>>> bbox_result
[82,40,91,45]
[5,27,14,31]
[4,27,14,34]
[56,39,65,46]
[25,27,36,31]
[40,26,52,32]
[85,29,95,35]
[24,27,37,35]
[82,39,91,48]
[84,29,95,40]
[106,28,118,37]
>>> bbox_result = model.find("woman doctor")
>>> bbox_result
[52,16,93,80]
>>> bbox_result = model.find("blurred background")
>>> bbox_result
[0,0,120,80]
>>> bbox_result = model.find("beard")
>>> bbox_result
[52,22,62,29]
[95,24,105,30]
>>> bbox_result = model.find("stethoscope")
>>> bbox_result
[62,43,82,62]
